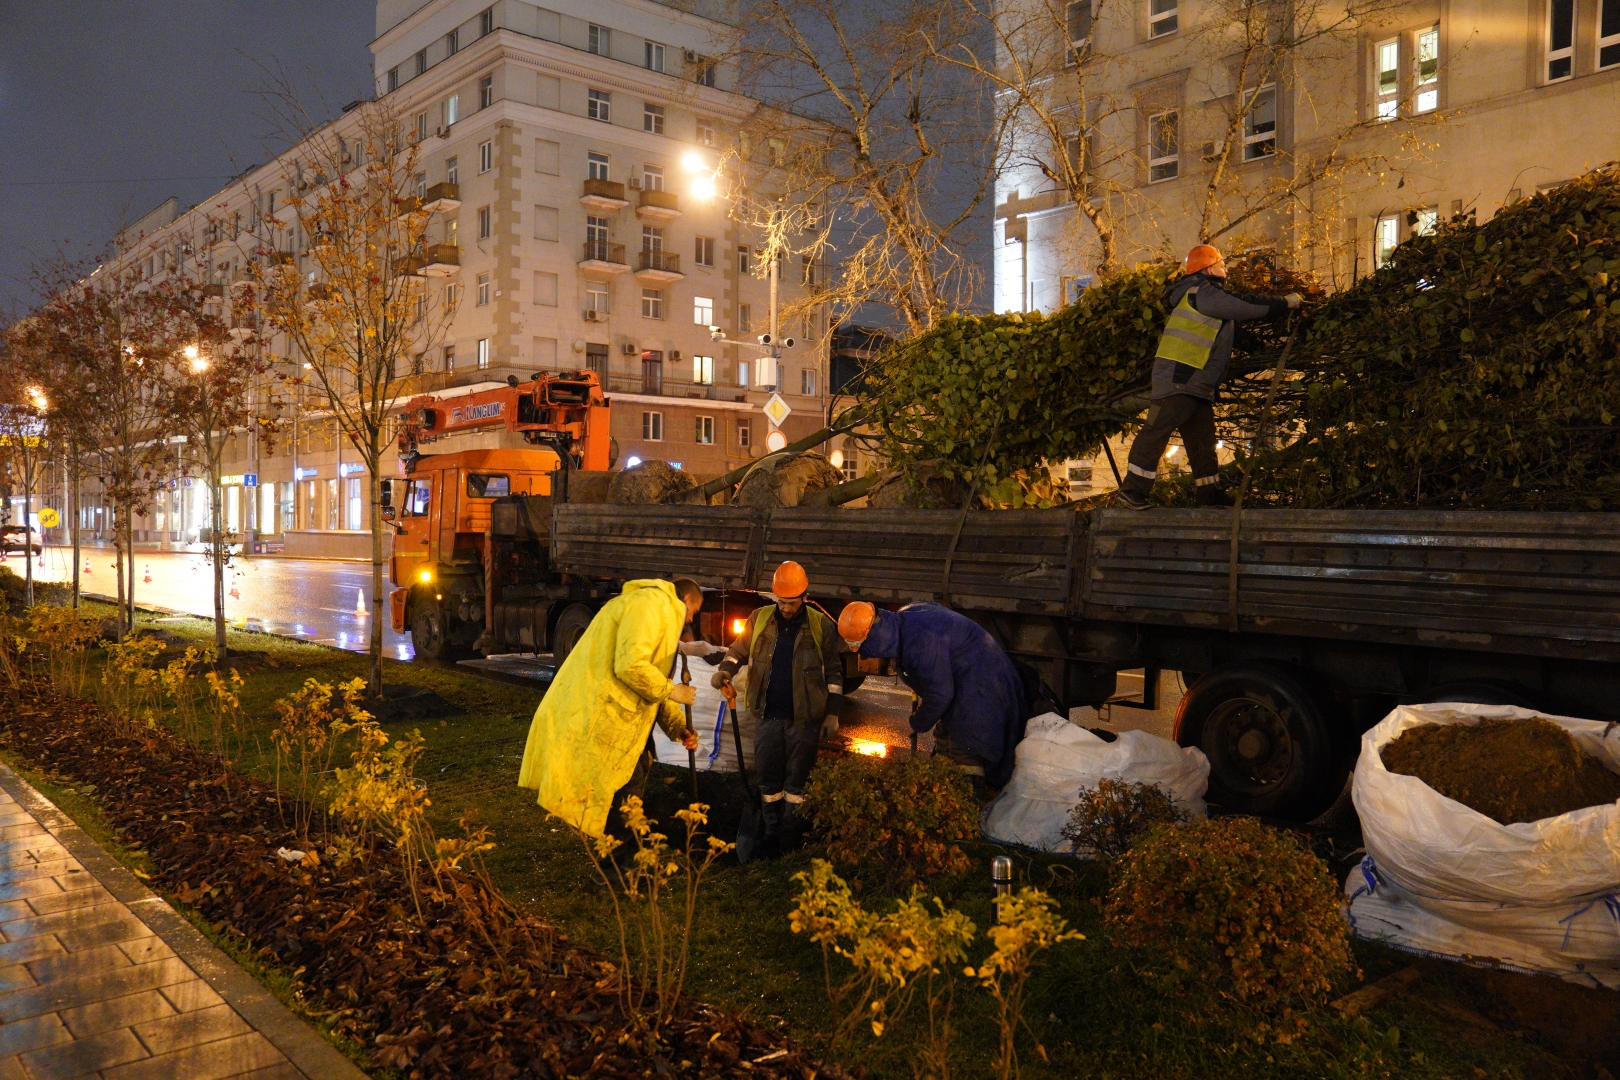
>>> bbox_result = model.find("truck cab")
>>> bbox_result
[386,447,559,659]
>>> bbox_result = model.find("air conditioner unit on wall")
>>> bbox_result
[670,350,682,361]
[628,177,642,189]
[621,343,638,355]
[584,309,603,321]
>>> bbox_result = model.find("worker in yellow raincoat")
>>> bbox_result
[518,578,703,837]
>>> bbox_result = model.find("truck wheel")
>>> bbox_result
[551,603,595,667]
[411,601,474,662]
[1174,662,1345,821]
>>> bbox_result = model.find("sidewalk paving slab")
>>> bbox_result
[0,764,368,1080]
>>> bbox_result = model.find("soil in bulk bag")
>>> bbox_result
[982,712,1209,853]
[1347,703,1620,988]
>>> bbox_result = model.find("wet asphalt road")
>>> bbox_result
[27,546,415,660]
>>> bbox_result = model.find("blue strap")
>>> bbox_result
[707,700,727,770]
[1557,893,1620,952]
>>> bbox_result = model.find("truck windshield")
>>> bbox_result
[467,473,511,498]
[406,479,432,516]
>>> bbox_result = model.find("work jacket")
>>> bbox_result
[517,579,693,837]
[858,603,1026,787]
[1150,272,1290,402]
[718,604,843,726]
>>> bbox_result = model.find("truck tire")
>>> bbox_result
[1174,662,1345,821]
[551,603,595,667]
[411,601,474,662]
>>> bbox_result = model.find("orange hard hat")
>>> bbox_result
[838,601,876,644]
[771,560,809,599]
[1183,244,1223,275]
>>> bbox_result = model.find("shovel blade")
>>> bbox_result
[734,795,768,865]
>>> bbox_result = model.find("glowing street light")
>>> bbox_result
[25,386,47,411]
[184,344,209,373]
[689,174,716,201]
[681,151,707,173]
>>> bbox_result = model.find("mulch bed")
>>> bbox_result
[0,677,832,1080]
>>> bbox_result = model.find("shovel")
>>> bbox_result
[679,652,697,801]
[722,681,769,864]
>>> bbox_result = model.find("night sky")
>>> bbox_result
[0,2,377,314]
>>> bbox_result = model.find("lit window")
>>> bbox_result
[1149,0,1176,37]
[477,205,491,239]
[641,288,664,319]
[643,103,665,135]
[588,151,610,180]
[643,164,665,191]
[479,140,493,172]
[642,411,664,440]
[1415,26,1440,113]
[1548,0,1575,81]
[446,95,461,128]
[1243,85,1276,160]
[737,361,751,388]
[477,337,491,368]
[695,415,715,444]
[588,24,610,56]
[476,273,491,305]
[645,41,666,72]
[694,236,714,266]
[1148,110,1178,182]
[1374,215,1400,269]
[694,296,714,324]
[800,368,817,396]
[1375,38,1400,119]
[693,355,714,384]
[588,89,611,123]
[480,76,494,108]
[1601,0,1620,70]
[1411,207,1438,236]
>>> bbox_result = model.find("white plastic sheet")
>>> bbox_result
[981,712,1209,853]
[1346,703,1620,988]
[650,656,754,772]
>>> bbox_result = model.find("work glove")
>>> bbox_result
[820,714,840,740]
[1284,292,1303,310]
[669,684,697,706]
[705,650,728,665]
[710,670,732,690]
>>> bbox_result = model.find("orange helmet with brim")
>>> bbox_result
[771,560,809,599]
[1183,244,1223,275]
[838,601,876,645]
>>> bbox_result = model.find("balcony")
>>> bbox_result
[419,243,461,276]
[579,240,630,275]
[634,249,683,283]
[580,178,630,212]
[422,182,460,213]
[636,188,681,222]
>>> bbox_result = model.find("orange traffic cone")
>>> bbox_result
[84,558,92,575]
[229,574,240,600]
[355,588,368,617]
[143,565,152,584]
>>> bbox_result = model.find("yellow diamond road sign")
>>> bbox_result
[763,392,791,428]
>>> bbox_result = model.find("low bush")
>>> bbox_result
[1104,816,1355,1006]
[1060,778,1186,863]
[802,752,978,891]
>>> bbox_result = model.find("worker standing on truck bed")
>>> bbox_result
[837,601,1025,793]
[713,561,845,849]
[1117,244,1301,511]
[517,577,702,838]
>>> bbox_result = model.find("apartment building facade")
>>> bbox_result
[75,0,829,558]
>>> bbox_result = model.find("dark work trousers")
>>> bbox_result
[605,735,656,839]
[1123,394,1221,494]
[932,727,992,798]
[755,711,820,813]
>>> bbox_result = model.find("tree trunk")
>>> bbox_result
[70,462,81,610]
[114,509,126,642]
[23,465,34,609]
[211,472,228,658]
[368,465,384,697]
[125,512,136,635]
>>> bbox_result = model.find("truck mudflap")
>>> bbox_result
[389,588,409,633]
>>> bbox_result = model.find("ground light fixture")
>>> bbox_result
[992,855,1013,919]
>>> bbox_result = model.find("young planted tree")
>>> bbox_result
[0,339,52,608]
[247,98,454,694]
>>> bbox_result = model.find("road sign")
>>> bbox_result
[37,508,60,529]
[763,392,791,428]
[244,473,258,488]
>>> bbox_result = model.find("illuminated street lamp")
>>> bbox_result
[184,344,209,374]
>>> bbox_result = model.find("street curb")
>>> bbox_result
[0,763,372,1080]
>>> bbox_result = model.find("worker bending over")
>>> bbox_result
[713,561,843,844]
[518,578,701,838]
[1118,244,1300,510]
[837,601,1024,792]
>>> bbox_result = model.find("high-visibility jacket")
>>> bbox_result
[717,604,842,725]
[516,579,693,837]
[1148,272,1291,402]
[1154,288,1223,370]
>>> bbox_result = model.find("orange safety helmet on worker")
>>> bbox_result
[713,561,844,852]
[1116,245,1302,511]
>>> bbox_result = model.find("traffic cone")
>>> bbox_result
[355,588,368,617]
[84,558,92,575]
[143,565,151,584]
[229,576,240,601]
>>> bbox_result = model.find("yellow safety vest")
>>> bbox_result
[1154,287,1223,370]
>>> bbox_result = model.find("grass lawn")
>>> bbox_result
[13,603,1618,1080]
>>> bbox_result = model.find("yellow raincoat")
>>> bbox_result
[517,579,693,836]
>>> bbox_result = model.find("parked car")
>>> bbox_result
[0,525,42,557]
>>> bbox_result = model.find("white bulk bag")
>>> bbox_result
[981,712,1209,853]
[651,655,754,772]
[1346,702,1620,988]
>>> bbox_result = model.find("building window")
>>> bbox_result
[414,112,428,142]
[643,103,665,135]
[479,140,493,172]
[1375,38,1400,119]
[588,89,611,122]
[586,280,610,313]
[841,440,858,480]
[642,411,664,440]
[447,156,459,184]
[446,28,459,54]
[695,415,715,444]
[476,272,491,305]
[480,7,495,35]
[736,418,751,447]
[1375,215,1400,268]
[738,359,752,387]
[642,224,664,253]
[477,337,491,368]
[694,236,715,267]
[446,281,460,308]
[693,56,717,87]
[588,151,610,180]
[416,48,429,76]
[446,94,462,127]
[642,164,665,191]
[387,67,399,92]
[346,477,364,530]
[697,119,716,146]
[1149,0,1177,37]
[588,24,610,56]
[1601,0,1620,69]
[1411,207,1438,236]
[801,255,818,286]
[585,341,608,375]
[1148,110,1178,182]
[642,351,664,393]
[1415,26,1440,113]
[693,295,713,324]
[1067,1,1092,62]
[480,75,494,108]
[587,216,611,258]
[800,368,817,396]
[415,172,428,198]
[443,344,456,371]
[693,355,714,384]
[642,288,664,319]
[1547,0,1575,81]
[477,205,491,239]
[1243,85,1276,160]
[738,304,752,333]
[645,41,666,71]
[737,245,752,275]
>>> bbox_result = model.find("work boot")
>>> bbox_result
[1195,485,1234,508]
[1115,488,1151,511]
[760,799,785,857]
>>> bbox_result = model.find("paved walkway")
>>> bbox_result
[0,765,369,1080]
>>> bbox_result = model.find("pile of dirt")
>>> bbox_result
[732,451,843,508]
[608,459,698,504]
[867,465,971,509]
[1381,717,1620,825]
